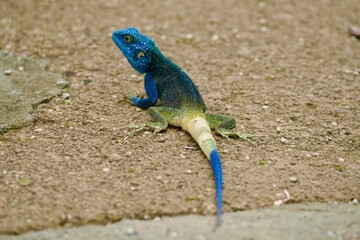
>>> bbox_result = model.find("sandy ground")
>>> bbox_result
[0,0,359,234]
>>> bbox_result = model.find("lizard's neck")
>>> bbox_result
[149,47,181,74]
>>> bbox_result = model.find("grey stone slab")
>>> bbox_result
[0,50,69,133]
[1,203,359,240]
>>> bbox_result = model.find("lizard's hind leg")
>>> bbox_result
[124,107,184,139]
[205,113,252,141]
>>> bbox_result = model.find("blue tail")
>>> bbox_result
[209,149,222,226]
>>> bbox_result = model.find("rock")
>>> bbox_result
[289,176,298,183]
[0,50,69,133]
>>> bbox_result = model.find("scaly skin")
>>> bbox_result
[112,28,251,226]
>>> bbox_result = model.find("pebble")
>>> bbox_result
[4,69,12,75]
[34,128,43,133]
[125,151,132,156]
[63,92,70,100]
[351,198,358,205]
[126,227,137,236]
[289,176,298,183]
[211,35,219,42]
[276,127,281,133]
[56,79,70,88]
[338,157,345,162]
[280,137,288,143]
[274,200,283,206]
[102,167,110,173]
[185,33,194,39]
[83,79,92,85]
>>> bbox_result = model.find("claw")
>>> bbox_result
[217,129,255,144]
[121,123,147,140]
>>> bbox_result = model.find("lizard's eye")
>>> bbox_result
[136,51,145,58]
[123,35,134,43]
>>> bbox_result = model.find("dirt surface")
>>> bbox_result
[0,0,359,235]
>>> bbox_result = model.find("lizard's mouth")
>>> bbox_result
[112,32,134,58]
[112,32,124,49]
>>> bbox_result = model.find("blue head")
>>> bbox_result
[112,28,156,74]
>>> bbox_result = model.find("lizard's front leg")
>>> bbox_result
[205,113,252,140]
[128,73,157,109]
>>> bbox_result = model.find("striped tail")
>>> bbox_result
[182,115,223,226]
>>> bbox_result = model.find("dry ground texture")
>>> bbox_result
[0,0,359,234]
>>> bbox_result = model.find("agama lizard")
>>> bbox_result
[112,28,250,226]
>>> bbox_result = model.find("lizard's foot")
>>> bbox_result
[121,93,145,105]
[120,93,134,104]
[217,128,254,144]
[122,122,164,140]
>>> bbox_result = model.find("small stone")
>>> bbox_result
[154,216,162,221]
[83,79,92,85]
[289,176,298,183]
[102,167,110,173]
[125,151,132,156]
[184,146,194,150]
[274,200,283,206]
[338,157,345,162]
[276,127,281,133]
[4,69,12,75]
[18,66,24,71]
[185,33,194,39]
[350,198,358,205]
[158,137,166,143]
[34,128,43,132]
[56,79,70,88]
[211,35,219,41]
[280,137,288,143]
[262,105,269,110]
[349,26,360,39]
[126,228,137,236]
[180,154,186,159]
[62,92,70,100]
